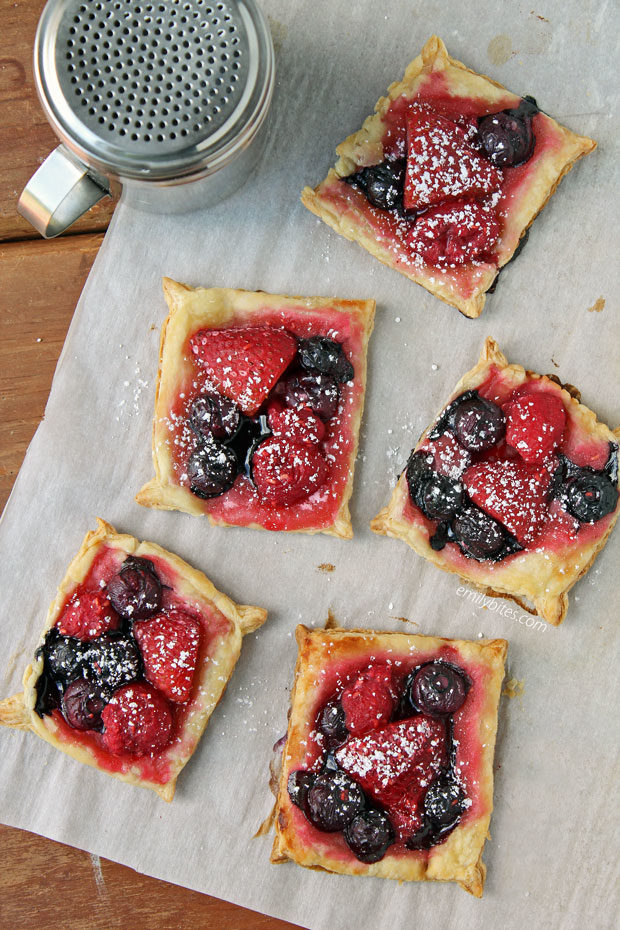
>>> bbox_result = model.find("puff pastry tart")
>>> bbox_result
[371,339,620,625]
[0,519,267,800]
[301,35,595,318]
[136,279,375,537]
[271,626,507,897]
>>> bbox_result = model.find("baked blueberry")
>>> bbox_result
[452,504,510,560]
[84,634,142,693]
[107,556,162,620]
[43,631,87,683]
[318,700,348,746]
[298,336,354,384]
[343,809,395,863]
[187,440,239,499]
[424,772,467,828]
[287,770,315,809]
[409,661,470,716]
[565,472,618,523]
[187,392,241,441]
[304,769,366,832]
[418,474,464,521]
[450,395,506,452]
[406,452,463,520]
[344,158,406,211]
[61,677,107,731]
[477,96,539,168]
[282,371,339,420]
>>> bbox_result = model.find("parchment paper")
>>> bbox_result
[1,2,619,928]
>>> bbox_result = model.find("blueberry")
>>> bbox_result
[406,452,463,521]
[287,770,315,808]
[477,97,538,168]
[61,677,107,731]
[188,392,241,441]
[107,556,162,620]
[345,158,406,211]
[318,700,348,746]
[43,631,87,683]
[84,634,142,693]
[451,395,505,452]
[424,773,467,828]
[565,472,618,523]
[304,770,365,832]
[418,474,464,521]
[343,809,395,863]
[298,337,354,384]
[452,504,509,560]
[282,371,339,420]
[187,440,239,499]
[409,661,471,716]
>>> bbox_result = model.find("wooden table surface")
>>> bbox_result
[0,1,300,927]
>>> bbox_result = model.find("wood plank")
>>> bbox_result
[0,824,300,930]
[0,234,103,508]
[0,0,117,241]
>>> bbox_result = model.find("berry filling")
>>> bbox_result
[165,313,363,530]
[343,93,539,269]
[33,548,231,780]
[288,656,473,862]
[319,73,567,297]
[405,379,618,562]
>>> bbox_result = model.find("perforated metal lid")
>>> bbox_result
[34,0,274,181]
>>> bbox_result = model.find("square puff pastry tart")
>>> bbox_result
[271,626,507,897]
[136,279,375,538]
[301,35,596,318]
[371,338,620,625]
[0,519,267,801]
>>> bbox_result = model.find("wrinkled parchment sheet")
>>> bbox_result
[1,2,618,928]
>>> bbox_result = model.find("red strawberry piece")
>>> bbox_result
[422,433,471,480]
[463,458,551,545]
[335,716,447,840]
[409,198,500,266]
[133,609,201,704]
[190,326,298,416]
[505,391,567,463]
[57,591,120,641]
[252,437,328,505]
[340,665,396,736]
[101,682,172,756]
[267,400,326,446]
[404,104,503,211]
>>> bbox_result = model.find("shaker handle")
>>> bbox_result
[17,145,110,239]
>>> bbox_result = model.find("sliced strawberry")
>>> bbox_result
[251,437,328,505]
[190,326,297,416]
[421,433,471,480]
[409,198,500,266]
[505,391,567,463]
[340,664,396,736]
[267,399,326,446]
[57,591,120,641]
[335,716,447,840]
[404,104,503,211]
[463,458,551,545]
[101,682,172,756]
[133,609,201,704]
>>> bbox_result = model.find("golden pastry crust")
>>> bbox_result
[136,278,376,538]
[271,626,507,897]
[371,338,620,625]
[0,519,267,800]
[302,35,596,318]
